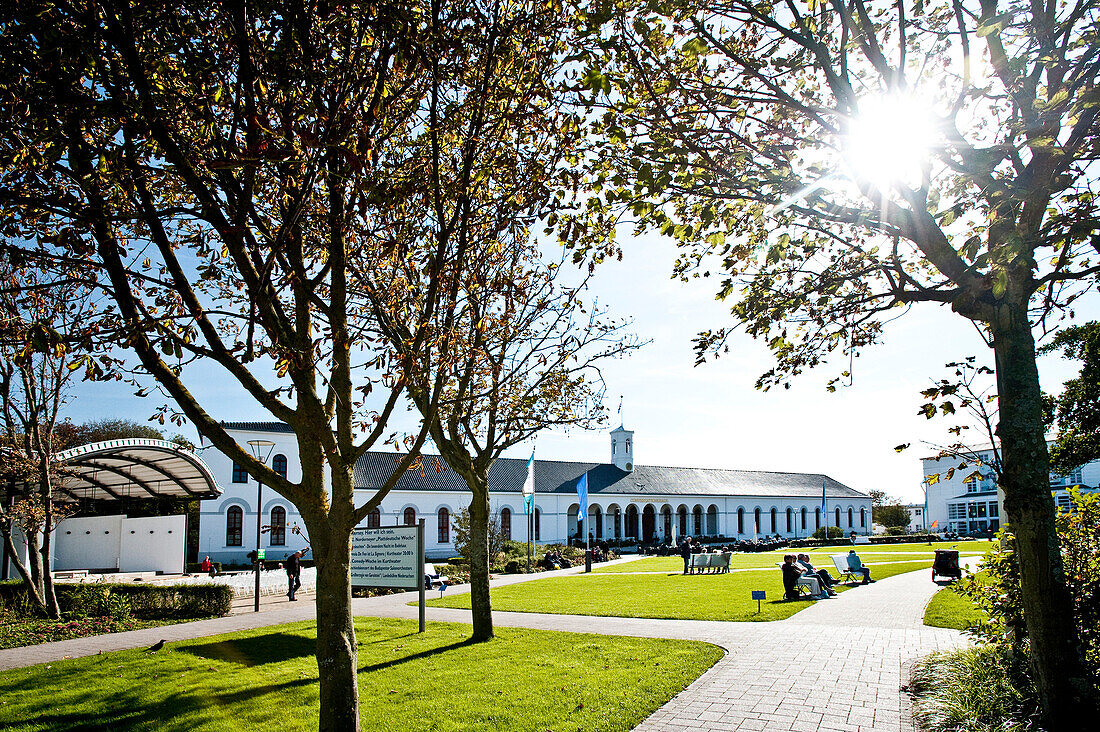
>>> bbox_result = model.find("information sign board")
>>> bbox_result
[351,526,420,589]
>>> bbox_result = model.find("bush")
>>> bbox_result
[885,526,907,536]
[65,584,131,620]
[811,526,845,539]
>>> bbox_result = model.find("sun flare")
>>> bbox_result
[843,93,936,189]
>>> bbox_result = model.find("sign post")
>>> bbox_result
[351,522,426,633]
[752,590,766,614]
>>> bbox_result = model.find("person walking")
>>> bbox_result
[680,536,693,574]
[286,548,307,600]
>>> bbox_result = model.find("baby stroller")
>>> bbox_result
[932,549,962,581]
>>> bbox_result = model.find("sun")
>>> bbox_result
[842,93,936,190]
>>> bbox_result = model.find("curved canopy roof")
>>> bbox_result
[5,439,222,502]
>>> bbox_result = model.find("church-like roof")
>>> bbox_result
[354,453,866,501]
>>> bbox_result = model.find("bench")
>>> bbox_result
[424,564,449,589]
[830,554,864,584]
[690,552,731,574]
[53,569,89,580]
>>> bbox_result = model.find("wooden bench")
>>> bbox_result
[690,552,731,574]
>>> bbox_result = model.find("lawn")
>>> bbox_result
[429,560,936,621]
[594,541,988,575]
[0,617,724,732]
[923,576,989,630]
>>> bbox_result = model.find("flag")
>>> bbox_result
[524,493,535,516]
[522,450,535,497]
[930,519,939,529]
[577,471,588,523]
[821,479,828,525]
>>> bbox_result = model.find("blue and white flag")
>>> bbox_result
[821,479,828,526]
[522,450,535,497]
[577,471,588,521]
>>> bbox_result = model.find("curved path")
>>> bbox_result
[0,558,966,732]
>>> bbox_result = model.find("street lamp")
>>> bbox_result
[247,439,275,613]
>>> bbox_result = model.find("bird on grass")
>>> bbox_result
[146,639,168,653]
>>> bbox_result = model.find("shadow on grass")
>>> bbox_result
[181,632,315,667]
[358,639,477,674]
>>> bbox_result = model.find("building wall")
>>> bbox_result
[198,427,872,562]
[922,449,1100,535]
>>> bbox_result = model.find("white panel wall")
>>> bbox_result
[54,515,122,571]
[118,515,185,572]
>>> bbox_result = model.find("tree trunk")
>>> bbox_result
[467,475,494,642]
[0,523,47,614]
[990,301,1095,724]
[312,523,359,732]
[40,497,60,618]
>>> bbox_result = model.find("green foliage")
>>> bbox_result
[55,418,165,449]
[910,644,1040,732]
[64,584,131,621]
[874,503,912,528]
[0,581,232,620]
[957,489,1100,677]
[452,507,507,566]
[1039,322,1100,474]
[811,526,844,539]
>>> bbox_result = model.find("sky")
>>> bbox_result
[62,231,1097,505]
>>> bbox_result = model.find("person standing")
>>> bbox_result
[680,536,693,574]
[286,548,307,600]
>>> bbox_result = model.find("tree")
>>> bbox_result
[451,506,507,564]
[579,1,1099,722]
[874,503,911,529]
[1040,322,1100,475]
[55,418,165,448]
[0,3,515,728]
[0,257,85,618]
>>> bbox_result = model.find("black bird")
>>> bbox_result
[146,639,167,653]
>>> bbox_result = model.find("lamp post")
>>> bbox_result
[248,439,275,613]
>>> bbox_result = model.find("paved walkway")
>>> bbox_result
[0,557,967,732]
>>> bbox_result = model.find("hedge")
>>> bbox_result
[0,580,232,619]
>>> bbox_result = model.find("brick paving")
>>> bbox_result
[0,556,966,732]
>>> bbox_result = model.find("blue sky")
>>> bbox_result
[63,232,1096,505]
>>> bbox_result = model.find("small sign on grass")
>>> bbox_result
[751,590,766,613]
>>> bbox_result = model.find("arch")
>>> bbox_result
[753,507,761,535]
[403,507,416,526]
[593,504,603,538]
[678,505,689,537]
[661,505,673,540]
[501,507,512,540]
[567,504,580,538]
[272,453,288,478]
[848,507,854,528]
[642,504,656,542]
[737,506,745,534]
[815,507,821,530]
[786,507,793,534]
[270,506,286,546]
[437,507,450,543]
[534,507,541,541]
[706,505,718,536]
[860,507,867,528]
[625,504,639,539]
[367,508,381,529]
[226,505,243,546]
[835,507,841,528]
[801,506,807,532]
[692,505,703,536]
[607,503,622,539]
[770,507,777,533]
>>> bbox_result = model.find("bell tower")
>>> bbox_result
[611,425,634,472]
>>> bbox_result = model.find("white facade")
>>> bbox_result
[198,424,872,562]
[906,504,925,533]
[921,447,1100,535]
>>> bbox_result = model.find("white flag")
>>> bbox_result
[522,450,535,496]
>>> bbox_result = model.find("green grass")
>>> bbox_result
[430,560,935,621]
[923,576,989,630]
[0,617,724,731]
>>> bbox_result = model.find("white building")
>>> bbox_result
[921,447,1100,535]
[906,504,925,534]
[198,423,873,562]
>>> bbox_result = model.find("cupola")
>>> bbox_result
[610,425,634,472]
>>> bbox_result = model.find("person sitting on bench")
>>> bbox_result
[796,553,837,596]
[847,549,875,584]
[782,554,825,599]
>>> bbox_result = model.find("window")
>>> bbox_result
[786,507,793,533]
[501,508,512,540]
[613,508,621,539]
[737,507,744,534]
[770,507,777,533]
[988,501,1000,517]
[226,506,243,546]
[534,508,541,540]
[679,507,688,536]
[626,505,638,538]
[801,507,807,531]
[625,438,631,452]
[232,462,248,484]
[612,439,617,454]
[693,506,702,535]
[834,507,841,527]
[272,454,288,478]
[368,508,380,529]
[753,507,761,534]
[1050,467,1082,487]
[595,507,603,537]
[270,506,286,546]
[814,508,821,529]
[860,508,866,527]
[848,507,854,528]
[403,507,416,526]
[437,508,449,543]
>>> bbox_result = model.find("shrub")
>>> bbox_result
[65,584,131,620]
[811,526,845,539]
[885,526,907,536]
[909,644,1040,732]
